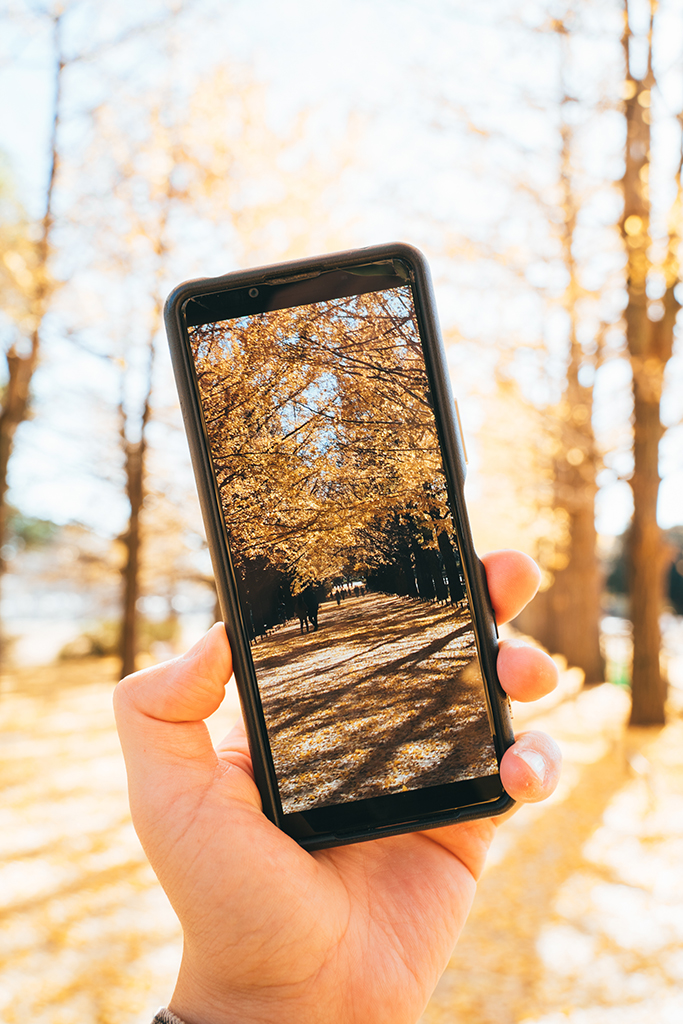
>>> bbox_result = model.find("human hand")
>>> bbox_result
[115,550,560,1024]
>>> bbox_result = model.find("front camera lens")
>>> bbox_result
[248,287,259,298]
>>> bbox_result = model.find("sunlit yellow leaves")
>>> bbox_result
[190,286,448,589]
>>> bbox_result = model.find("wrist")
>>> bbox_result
[167,994,266,1024]
[169,964,279,1024]
[168,947,327,1024]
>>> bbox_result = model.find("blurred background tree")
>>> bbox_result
[0,5,60,598]
[0,0,681,704]
[619,0,682,724]
[512,10,607,684]
[0,0,173,662]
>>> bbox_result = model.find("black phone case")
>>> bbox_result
[164,242,515,849]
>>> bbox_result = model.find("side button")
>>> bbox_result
[454,400,468,464]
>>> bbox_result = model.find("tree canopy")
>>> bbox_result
[190,285,454,593]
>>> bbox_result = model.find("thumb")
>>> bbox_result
[114,622,233,779]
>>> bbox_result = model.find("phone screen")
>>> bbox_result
[183,264,500,824]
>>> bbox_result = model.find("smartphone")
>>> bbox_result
[165,242,514,850]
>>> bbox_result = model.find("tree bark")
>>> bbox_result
[620,0,681,724]
[516,42,605,684]
[629,379,666,722]
[0,336,40,561]
[520,451,604,682]
[119,435,145,678]
[0,14,62,570]
[534,382,605,685]
[118,340,155,679]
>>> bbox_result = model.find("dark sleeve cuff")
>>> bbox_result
[153,1010,187,1024]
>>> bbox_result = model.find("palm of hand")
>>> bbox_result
[144,733,489,1024]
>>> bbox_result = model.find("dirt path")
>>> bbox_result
[251,593,498,812]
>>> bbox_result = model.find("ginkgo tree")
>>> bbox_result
[190,284,464,618]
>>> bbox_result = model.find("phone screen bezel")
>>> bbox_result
[165,243,515,849]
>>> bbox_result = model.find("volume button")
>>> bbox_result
[454,400,468,464]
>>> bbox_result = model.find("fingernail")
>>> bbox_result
[515,748,546,783]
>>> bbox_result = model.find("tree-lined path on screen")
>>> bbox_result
[251,591,498,814]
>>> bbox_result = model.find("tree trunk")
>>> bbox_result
[0,334,39,565]
[519,456,604,682]
[515,55,605,684]
[0,14,61,570]
[118,336,155,678]
[120,437,145,678]
[619,0,679,725]
[629,381,666,722]
[535,368,605,684]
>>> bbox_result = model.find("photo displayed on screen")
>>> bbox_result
[189,281,498,814]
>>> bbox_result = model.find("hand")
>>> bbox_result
[114,550,560,1024]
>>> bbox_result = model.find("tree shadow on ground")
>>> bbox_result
[422,725,662,1024]
[251,593,498,812]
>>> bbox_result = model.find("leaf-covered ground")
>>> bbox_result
[252,594,497,813]
[1,651,683,1022]
[420,677,683,1024]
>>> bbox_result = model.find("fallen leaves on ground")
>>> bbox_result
[1,653,683,1022]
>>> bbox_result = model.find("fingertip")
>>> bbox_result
[497,640,559,702]
[500,731,561,804]
[481,550,540,624]
[179,620,232,675]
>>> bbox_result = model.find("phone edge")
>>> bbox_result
[164,242,516,848]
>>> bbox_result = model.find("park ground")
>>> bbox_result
[0,638,683,1022]
[252,593,497,813]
